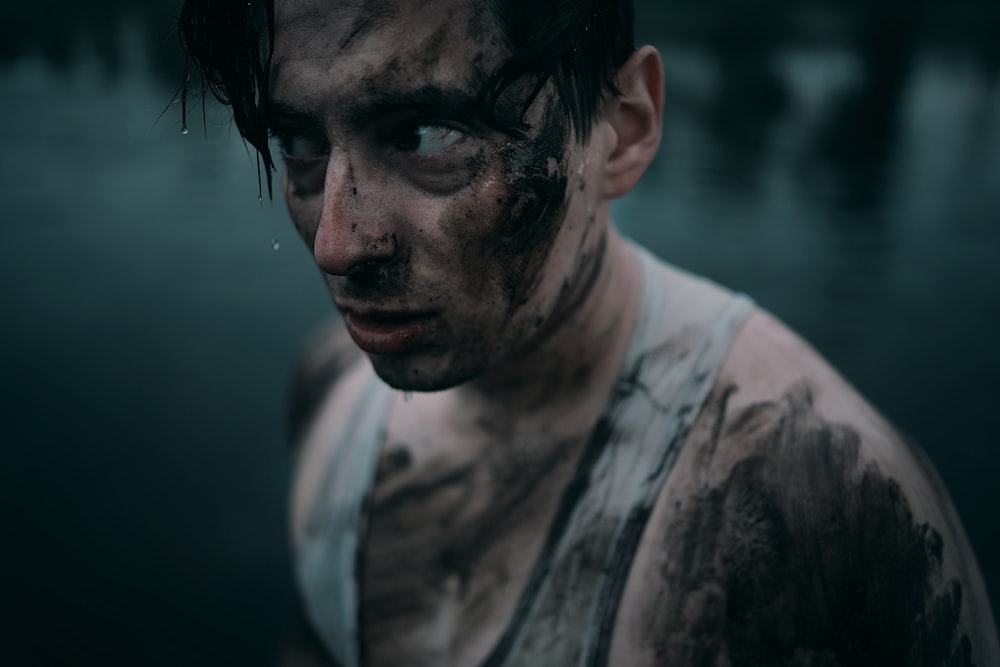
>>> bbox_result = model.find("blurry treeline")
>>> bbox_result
[4,0,998,85]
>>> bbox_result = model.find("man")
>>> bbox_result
[178,0,999,665]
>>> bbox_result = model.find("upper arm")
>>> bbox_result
[286,317,365,551]
[623,310,1000,665]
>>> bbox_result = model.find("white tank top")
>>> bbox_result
[295,245,755,667]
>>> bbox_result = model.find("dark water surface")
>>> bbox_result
[2,5,998,666]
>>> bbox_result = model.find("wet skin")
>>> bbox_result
[276,2,649,661]
[272,0,1000,665]
[287,314,1000,667]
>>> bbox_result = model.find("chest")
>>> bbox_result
[358,421,585,666]
[294,383,716,667]
[357,394,685,667]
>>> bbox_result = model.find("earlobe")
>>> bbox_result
[602,46,664,199]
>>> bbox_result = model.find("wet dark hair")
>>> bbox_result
[176,0,635,194]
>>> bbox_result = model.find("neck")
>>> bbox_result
[453,224,642,432]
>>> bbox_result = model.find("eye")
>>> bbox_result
[396,124,464,156]
[274,132,328,162]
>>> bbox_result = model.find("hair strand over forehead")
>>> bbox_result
[176,0,634,194]
[480,0,635,143]
[178,0,276,196]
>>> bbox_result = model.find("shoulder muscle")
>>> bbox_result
[627,310,999,665]
[286,317,362,446]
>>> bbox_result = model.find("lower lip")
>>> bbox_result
[344,312,436,355]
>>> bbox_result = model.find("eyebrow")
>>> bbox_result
[266,102,327,137]
[269,85,529,138]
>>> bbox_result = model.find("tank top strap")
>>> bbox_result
[486,244,754,667]
[295,368,395,667]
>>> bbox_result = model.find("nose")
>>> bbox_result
[313,155,398,276]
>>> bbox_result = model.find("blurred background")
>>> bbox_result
[2,0,997,664]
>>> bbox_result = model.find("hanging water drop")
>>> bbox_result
[181,125,189,135]
[403,391,414,403]
[271,238,280,251]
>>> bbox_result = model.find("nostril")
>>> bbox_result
[349,259,383,276]
[346,259,390,290]
[365,233,399,259]
[345,233,399,281]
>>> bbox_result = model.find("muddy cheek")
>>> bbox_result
[483,129,572,307]
[433,95,572,335]
[451,195,513,309]
[494,174,569,307]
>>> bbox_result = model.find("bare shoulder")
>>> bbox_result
[617,310,1000,666]
[286,317,364,445]
[286,317,367,552]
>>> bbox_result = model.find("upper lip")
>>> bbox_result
[337,303,437,320]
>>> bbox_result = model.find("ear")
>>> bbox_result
[601,46,664,199]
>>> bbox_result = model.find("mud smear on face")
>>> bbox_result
[465,93,571,311]
[334,6,499,311]
[352,4,469,97]
[338,0,398,50]
[643,384,972,666]
[551,220,606,325]
[338,0,571,310]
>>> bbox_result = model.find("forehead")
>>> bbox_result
[271,0,503,105]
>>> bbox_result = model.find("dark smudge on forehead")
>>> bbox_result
[411,23,455,81]
[465,1,492,41]
[350,9,492,109]
[339,0,397,50]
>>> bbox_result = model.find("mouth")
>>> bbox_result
[341,308,438,355]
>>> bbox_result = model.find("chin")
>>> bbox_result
[367,354,480,393]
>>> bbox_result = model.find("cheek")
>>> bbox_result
[437,110,572,310]
[425,193,513,309]
[493,168,570,305]
[427,175,570,328]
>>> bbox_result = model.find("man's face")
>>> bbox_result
[270,0,610,391]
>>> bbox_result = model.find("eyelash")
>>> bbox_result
[271,131,328,162]
[270,123,469,164]
[269,118,484,200]
[391,122,467,156]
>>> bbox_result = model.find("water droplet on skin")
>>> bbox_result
[271,239,280,251]
[403,391,413,402]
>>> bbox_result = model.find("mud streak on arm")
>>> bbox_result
[644,383,975,666]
